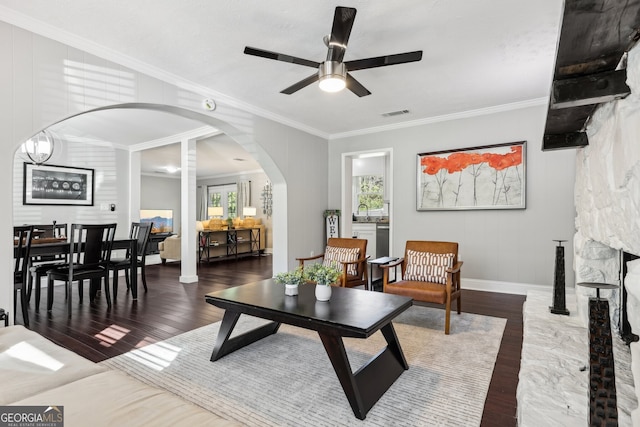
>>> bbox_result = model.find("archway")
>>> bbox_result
[11,102,288,286]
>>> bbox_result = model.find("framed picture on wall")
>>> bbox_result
[416,141,526,211]
[23,163,95,206]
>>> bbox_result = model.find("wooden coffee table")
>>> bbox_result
[205,279,413,420]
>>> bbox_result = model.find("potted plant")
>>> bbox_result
[306,262,342,301]
[274,266,306,296]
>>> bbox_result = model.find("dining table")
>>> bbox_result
[15,237,140,300]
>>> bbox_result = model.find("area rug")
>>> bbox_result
[100,306,506,426]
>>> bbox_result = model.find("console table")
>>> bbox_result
[199,228,260,262]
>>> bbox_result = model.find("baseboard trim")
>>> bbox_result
[179,275,198,284]
[462,278,551,295]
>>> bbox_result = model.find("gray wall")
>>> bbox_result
[140,175,181,234]
[329,104,576,288]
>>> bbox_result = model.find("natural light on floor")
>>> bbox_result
[94,324,131,347]
[123,341,182,371]
[2,342,64,371]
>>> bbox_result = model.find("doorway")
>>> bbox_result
[341,149,393,264]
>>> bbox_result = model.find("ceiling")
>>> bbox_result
[0,1,565,173]
[48,109,262,178]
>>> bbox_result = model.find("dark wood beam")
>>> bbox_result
[541,0,640,151]
[551,69,630,109]
[555,0,640,79]
[542,132,588,151]
[545,105,596,134]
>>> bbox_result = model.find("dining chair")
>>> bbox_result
[27,223,69,310]
[14,225,34,327]
[108,222,152,300]
[46,223,117,317]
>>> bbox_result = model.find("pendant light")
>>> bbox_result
[24,130,55,165]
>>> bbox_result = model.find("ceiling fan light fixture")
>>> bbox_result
[318,61,346,93]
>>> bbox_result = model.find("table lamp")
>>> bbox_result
[208,206,223,219]
[243,206,257,227]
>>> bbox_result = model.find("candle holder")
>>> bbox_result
[550,239,570,315]
[576,282,619,426]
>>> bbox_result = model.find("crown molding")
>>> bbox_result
[329,97,549,140]
[0,6,549,144]
[197,169,265,181]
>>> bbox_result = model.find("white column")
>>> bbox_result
[129,151,141,222]
[180,138,198,283]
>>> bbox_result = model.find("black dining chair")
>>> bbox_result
[14,225,34,327]
[46,223,117,317]
[27,223,68,311]
[108,222,152,300]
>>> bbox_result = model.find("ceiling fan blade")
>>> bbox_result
[327,7,357,63]
[345,50,423,71]
[280,73,320,94]
[244,46,320,69]
[346,73,371,97]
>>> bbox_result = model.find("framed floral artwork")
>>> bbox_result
[417,141,526,210]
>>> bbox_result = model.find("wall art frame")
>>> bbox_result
[23,163,95,206]
[417,141,526,211]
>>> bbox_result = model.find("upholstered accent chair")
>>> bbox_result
[381,241,463,334]
[297,238,369,288]
[159,235,181,264]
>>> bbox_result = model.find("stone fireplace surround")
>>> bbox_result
[573,42,640,424]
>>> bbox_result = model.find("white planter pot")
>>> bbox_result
[285,284,299,296]
[315,284,332,301]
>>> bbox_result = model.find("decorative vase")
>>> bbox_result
[315,284,332,301]
[285,284,299,296]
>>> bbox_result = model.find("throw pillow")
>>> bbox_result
[404,250,455,284]
[323,246,360,276]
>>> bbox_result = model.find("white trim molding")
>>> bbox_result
[462,278,554,295]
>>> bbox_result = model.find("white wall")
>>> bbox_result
[329,104,577,289]
[140,175,181,233]
[13,140,132,238]
[0,21,328,317]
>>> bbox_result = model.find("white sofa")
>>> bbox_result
[0,326,241,427]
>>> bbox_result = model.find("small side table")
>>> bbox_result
[0,308,8,327]
[367,257,399,291]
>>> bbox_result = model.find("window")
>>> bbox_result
[354,175,384,214]
[207,184,237,218]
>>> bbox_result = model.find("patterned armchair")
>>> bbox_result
[380,241,463,334]
[297,238,369,288]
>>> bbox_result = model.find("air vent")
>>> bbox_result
[381,109,410,117]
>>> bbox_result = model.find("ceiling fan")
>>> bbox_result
[244,6,423,97]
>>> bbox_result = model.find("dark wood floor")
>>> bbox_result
[18,256,525,427]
